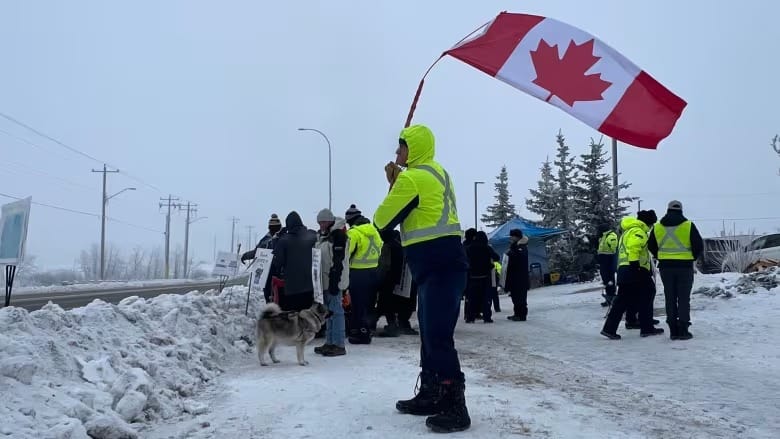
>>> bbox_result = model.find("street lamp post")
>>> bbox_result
[101,187,136,279]
[298,128,332,210]
[474,181,484,230]
[183,216,207,278]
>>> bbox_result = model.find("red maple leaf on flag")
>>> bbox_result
[530,39,612,107]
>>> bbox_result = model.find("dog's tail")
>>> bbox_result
[260,302,282,319]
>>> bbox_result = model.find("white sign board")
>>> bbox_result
[499,254,509,289]
[212,251,238,277]
[247,249,273,296]
[393,263,413,298]
[0,197,32,265]
[311,248,323,303]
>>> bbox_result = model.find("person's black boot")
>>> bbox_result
[378,321,400,337]
[425,377,471,433]
[640,327,665,337]
[396,372,440,416]
[398,320,419,335]
[668,320,680,340]
[677,321,693,340]
[348,328,372,345]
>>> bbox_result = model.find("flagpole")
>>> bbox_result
[611,137,619,211]
[404,19,494,127]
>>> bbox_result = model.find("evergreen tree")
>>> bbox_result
[526,158,557,227]
[575,137,636,245]
[482,165,518,228]
[551,130,579,231]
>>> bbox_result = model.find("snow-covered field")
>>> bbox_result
[2,272,779,438]
[14,278,226,296]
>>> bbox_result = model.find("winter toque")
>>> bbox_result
[317,208,336,223]
[345,204,362,222]
[268,214,282,227]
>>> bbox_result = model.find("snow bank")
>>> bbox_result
[15,278,226,296]
[0,286,259,439]
[693,267,779,298]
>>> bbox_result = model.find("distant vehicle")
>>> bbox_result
[714,233,780,273]
[696,237,744,274]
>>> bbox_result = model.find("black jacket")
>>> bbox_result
[378,229,404,288]
[272,212,317,295]
[648,210,704,268]
[504,238,530,292]
[466,235,496,278]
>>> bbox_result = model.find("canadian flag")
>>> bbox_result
[444,13,687,149]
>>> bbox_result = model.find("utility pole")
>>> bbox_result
[92,164,119,280]
[159,195,180,279]
[473,181,484,229]
[229,217,240,253]
[246,225,255,249]
[176,202,198,278]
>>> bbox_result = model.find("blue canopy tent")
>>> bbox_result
[487,217,567,277]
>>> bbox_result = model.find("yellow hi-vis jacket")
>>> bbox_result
[653,221,694,260]
[374,125,461,246]
[347,222,382,269]
[617,217,651,271]
[598,231,618,254]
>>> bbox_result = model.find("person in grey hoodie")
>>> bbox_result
[271,211,317,311]
[313,209,350,356]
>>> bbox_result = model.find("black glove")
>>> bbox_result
[240,250,255,264]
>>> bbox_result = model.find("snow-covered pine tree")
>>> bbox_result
[547,131,582,276]
[482,165,518,228]
[574,137,637,243]
[526,159,557,227]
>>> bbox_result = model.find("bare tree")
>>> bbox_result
[127,246,146,280]
[79,244,100,280]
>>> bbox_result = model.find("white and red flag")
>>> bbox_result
[408,12,687,149]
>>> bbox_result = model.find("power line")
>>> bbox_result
[692,216,780,222]
[0,111,162,193]
[0,191,163,233]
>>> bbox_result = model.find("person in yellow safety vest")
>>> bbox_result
[344,204,382,345]
[648,200,703,341]
[601,210,665,340]
[374,124,471,433]
[596,223,619,307]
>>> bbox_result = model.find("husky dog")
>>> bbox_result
[256,302,332,366]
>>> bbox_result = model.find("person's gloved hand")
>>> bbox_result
[385,161,402,185]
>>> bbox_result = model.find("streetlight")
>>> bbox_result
[183,216,207,278]
[298,128,332,210]
[474,181,484,230]
[101,187,136,280]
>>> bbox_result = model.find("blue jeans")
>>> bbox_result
[325,291,345,347]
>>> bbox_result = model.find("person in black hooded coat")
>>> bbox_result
[271,211,318,311]
[464,231,496,323]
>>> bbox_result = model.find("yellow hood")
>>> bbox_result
[400,124,435,166]
[620,216,649,233]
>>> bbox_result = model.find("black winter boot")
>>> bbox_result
[398,320,419,335]
[378,321,400,337]
[425,378,471,433]
[396,371,440,416]
[668,320,679,340]
[677,322,693,340]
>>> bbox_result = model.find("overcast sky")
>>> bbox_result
[1,0,779,269]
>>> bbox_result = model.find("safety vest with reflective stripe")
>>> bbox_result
[398,163,461,246]
[598,231,618,254]
[347,223,382,269]
[653,221,694,260]
[617,226,651,270]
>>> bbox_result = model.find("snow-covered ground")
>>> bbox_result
[2,273,779,438]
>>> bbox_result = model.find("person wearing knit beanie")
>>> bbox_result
[344,204,362,225]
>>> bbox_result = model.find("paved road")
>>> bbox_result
[6,278,248,312]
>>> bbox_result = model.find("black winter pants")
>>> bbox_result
[509,288,528,318]
[599,264,617,300]
[603,276,656,333]
[464,276,491,322]
[659,266,694,325]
